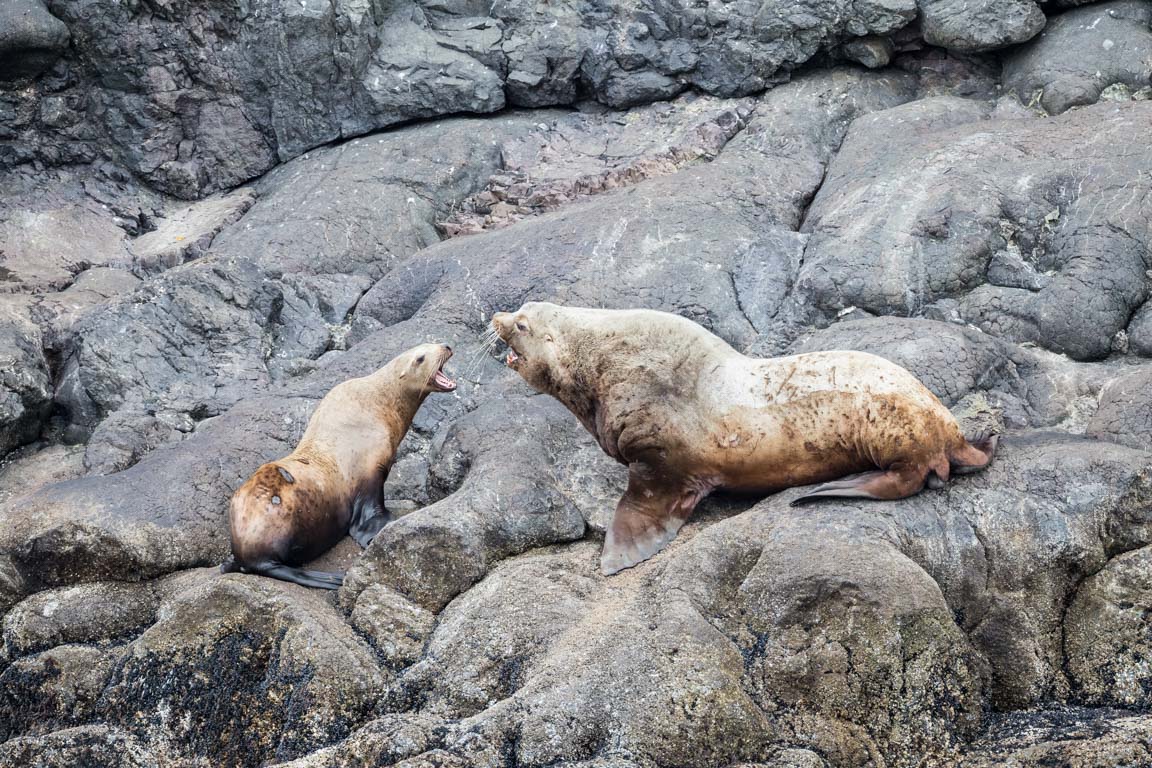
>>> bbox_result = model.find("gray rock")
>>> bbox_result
[0,725,163,768]
[797,99,1152,361]
[0,301,50,458]
[919,0,1046,52]
[959,707,1152,767]
[1086,366,1152,450]
[127,188,256,276]
[0,0,924,196]
[0,0,69,81]
[1,580,158,660]
[271,714,444,768]
[1127,299,1152,356]
[1066,546,1152,708]
[1003,1,1152,115]
[842,35,895,68]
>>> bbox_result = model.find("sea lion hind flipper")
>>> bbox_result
[219,555,241,574]
[247,561,345,590]
[950,432,999,475]
[790,464,928,506]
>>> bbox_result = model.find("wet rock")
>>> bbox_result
[919,0,1046,52]
[1003,1,1152,115]
[0,644,122,743]
[88,574,386,766]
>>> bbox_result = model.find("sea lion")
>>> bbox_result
[220,343,457,589]
[491,303,997,575]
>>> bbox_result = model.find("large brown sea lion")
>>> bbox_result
[491,303,997,575]
[221,343,457,589]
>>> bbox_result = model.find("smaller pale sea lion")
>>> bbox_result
[491,303,997,575]
[220,343,457,589]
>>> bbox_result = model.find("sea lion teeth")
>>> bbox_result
[490,302,998,577]
[221,342,455,590]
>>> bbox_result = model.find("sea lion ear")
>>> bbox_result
[544,334,554,343]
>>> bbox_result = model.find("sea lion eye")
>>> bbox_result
[416,355,425,364]
[516,322,528,332]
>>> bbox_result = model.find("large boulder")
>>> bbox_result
[796,99,1152,361]
[1004,0,1152,115]
[0,0,69,81]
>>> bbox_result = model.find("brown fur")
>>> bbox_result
[492,303,997,575]
[224,342,455,588]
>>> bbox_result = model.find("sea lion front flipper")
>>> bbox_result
[790,463,928,506]
[349,490,392,549]
[601,465,700,576]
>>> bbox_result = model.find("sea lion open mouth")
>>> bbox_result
[506,348,521,367]
[429,350,458,392]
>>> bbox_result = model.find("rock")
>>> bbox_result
[349,584,436,669]
[1086,366,1152,450]
[797,99,1152,361]
[842,36,895,68]
[0,645,122,743]
[1003,1,1152,115]
[1127,300,1152,356]
[0,0,924,195]
[58,256,281,435]
[0,0,69,81]
[1,580,158,660]
[0,302,51,458]
[0,726,161,768]
[960,707,1152,767]
[128,188,256,276]
[1066,546,1152,708]
[271,714,444,768]
[919,0,1046,52]
[0,444,85,508]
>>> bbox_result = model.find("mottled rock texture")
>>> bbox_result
[6,8,1152,767]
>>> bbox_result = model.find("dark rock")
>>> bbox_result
[1003,1,1152,115]
[960,707,1152,767]
[0,0,69,81]
[919,0,1046,52]
[0,302,51,458]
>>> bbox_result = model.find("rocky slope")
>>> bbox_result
[2,0,1152,766]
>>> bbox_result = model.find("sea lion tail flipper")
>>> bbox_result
[249,561,345,590]
[950,432,1000,475]
[790,463,928,506]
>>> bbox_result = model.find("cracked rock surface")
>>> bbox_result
[6,14,1152,768]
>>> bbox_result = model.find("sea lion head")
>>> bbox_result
[490,302,575,392]
[395,342,457,394]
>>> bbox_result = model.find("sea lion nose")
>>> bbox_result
[491,312,510,332]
